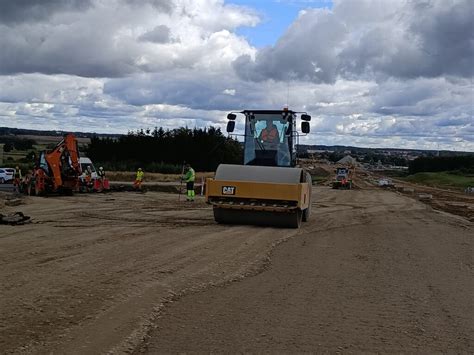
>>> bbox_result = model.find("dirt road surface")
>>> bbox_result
[0,186,472,353]
[0,183,14,193]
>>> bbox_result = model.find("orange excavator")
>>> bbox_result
[26,133,81,195]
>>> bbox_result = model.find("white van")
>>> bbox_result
[79,157,98,179]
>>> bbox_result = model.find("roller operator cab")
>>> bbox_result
[206,109,312,228]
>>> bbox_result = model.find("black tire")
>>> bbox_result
[303,204,310,222]
[302,171,312,222]
[291,209,303,228]
[0,177,4,184]
[62,188,73,196]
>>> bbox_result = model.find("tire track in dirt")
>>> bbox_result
[0,192,301,354]
[139,188,473,353]
[1,188,472,353]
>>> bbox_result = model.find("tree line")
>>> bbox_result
[409,155,474,174]
[86,126,243,173]
[1,136,36,152]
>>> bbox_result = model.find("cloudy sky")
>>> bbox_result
[0,0,472,150]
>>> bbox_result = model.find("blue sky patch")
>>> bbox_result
[230,0,333,47]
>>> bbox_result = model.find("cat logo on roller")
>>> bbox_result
[222,186,236,195]
[205,109,313,228]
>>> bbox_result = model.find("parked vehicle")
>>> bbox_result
[0,168,15,184]
[79,157,98,180]
[378,178,394,188]
[79,157,109,192]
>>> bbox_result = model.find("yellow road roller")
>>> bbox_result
[206,109,312,228]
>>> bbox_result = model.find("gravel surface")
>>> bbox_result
[0,186,472,353]
[142,188,473,353]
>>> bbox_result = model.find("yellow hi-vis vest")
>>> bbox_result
[184,168,195,182]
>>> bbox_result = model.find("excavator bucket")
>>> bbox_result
[206,164,311,228]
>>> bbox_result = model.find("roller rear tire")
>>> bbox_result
[302,171,312,222]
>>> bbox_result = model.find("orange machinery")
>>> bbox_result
[27,133,82,195]
[332,166,354,189]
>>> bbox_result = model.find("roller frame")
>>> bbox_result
[206,179,310,211]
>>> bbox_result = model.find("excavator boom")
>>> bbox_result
[46,134,81,189]
[29,133,81,195]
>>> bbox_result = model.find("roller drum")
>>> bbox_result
[210,164,310,228]
[213,207,302,228]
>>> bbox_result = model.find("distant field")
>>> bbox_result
[402,171,474,190]
[1,134,91,166]
[17,134,91,146]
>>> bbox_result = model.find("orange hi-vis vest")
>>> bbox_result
[261,127,278,142]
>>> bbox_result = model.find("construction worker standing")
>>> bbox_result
[183,164,195,201]
[13,165,22,193]
[96,166,106,192]
[85,166,93,191]
[134,168,144,190]
[98,166,106,180]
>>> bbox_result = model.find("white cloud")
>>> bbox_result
[0,0,258,77]
[222,89,236,96]
[0,0,472,151]
[235,0,474,82]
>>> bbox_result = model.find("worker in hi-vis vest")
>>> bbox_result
[134,168,144,190]
[183,164,195,201]
[259,119,280,145]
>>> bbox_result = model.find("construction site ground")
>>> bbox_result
[0,182,473,353]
